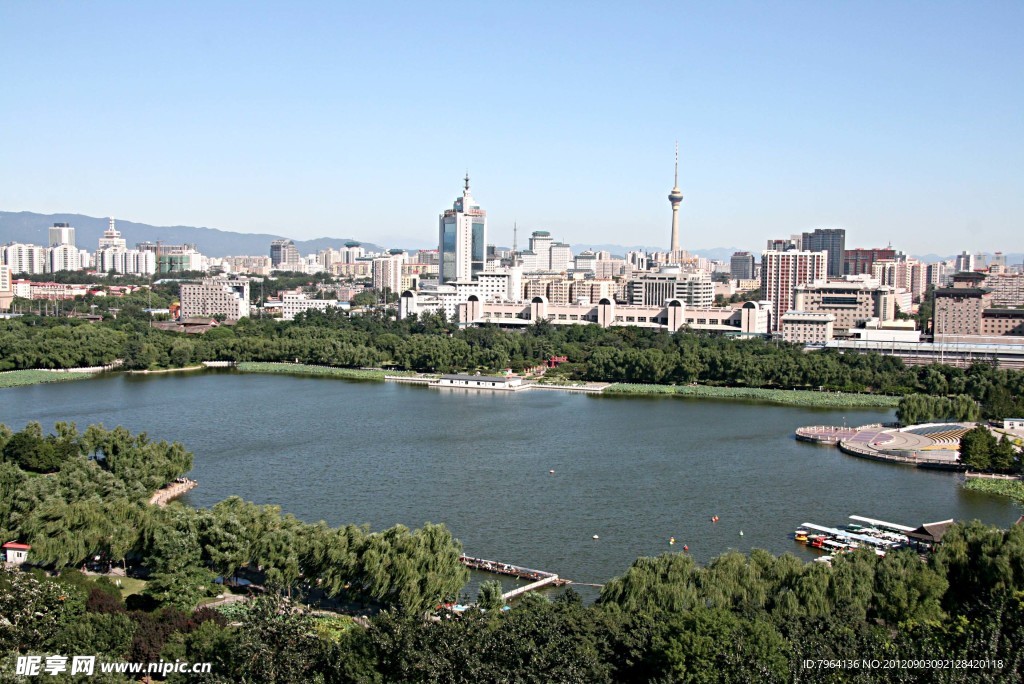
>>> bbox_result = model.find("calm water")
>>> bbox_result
[2,372,1018,595]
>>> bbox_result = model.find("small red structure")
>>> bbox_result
[546,355,568,368]
[2,541,31,565]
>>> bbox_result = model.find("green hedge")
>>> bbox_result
[0,369,99,389]
[235,362,417,381]
[603,383,899,408]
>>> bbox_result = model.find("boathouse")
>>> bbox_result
[2,542,31,565]
[433,374,524,390]
[905,519,955,547]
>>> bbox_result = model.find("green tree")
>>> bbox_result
[959,425,997,470]
[477,580,505,612]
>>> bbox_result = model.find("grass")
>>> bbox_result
[236,362,418,381]
[116,576,148,599]
[602,383,900,408]
[962,477,1024,505]
[0,369,100,389]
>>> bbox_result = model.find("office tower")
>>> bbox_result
[270,239,301,269]
[180,277,251,320]
[48,223,75,247]
[801,228,846,278]
[954,251,975,273]
[98,218,127,250]
[438,174,486,283]
[761,250,828,332]
[668,142,684,254]
[843,247,896,276]
[730,251,756,280]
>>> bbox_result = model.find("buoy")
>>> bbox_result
[669,537,676,545]
[592,534,599,540]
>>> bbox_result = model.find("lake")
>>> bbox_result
[2,372,1018,598]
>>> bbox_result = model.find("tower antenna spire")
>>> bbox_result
[464,171,470,193]
[674,140,679,187]
[513,221,518,254]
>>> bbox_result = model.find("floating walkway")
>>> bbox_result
[459,555,569,600]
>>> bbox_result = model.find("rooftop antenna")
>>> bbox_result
[513,222,518,254]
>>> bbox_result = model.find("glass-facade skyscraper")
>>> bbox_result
[438,175,486,283]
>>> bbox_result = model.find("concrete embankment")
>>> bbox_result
[149,478,198,506]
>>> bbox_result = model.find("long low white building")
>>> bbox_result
[400,290,772,335]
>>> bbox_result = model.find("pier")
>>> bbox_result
[148,478,197,507]
[459,555,569,600]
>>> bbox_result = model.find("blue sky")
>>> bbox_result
[2,1,1021,254]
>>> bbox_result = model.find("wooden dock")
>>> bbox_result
[459,555,569,600]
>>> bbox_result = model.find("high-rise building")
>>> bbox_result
[628,268,714,308]
[761,250,828,331]
[730,252,756,280]
[668,142,684,254]
[843,247,896,276]
[180,277,251,320]
[270,239,301,270]
[48,223,75,247]
[2,243,48,274]
[98,218,127,250]
[372,251,408,295]
[47,244,81,272]
[954,251,975,273]
[438,174,486,284]
[549,242,573,272]
[801,228,846,278]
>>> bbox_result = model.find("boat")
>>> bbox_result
[794,529,809,542]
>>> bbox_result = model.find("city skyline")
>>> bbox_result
[1,3,1021,254]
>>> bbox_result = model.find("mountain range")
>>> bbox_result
[0,212,384,258]
[2,212,1019,265]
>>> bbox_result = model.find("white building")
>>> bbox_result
[180,277,250,320]
[628,268,714,308]
[48,222,75,247]
[439,175,486,283]
[372,251,408,295]
[280,289,347,320]
[98,218,127,250]
[2,243,48,274]
[47,243,81,272]
[780,311,835,345]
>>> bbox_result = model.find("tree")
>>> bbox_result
[959,425,997,470]
[477,580,505,612]
[991,436,1017,472]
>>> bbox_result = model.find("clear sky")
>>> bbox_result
[2,1,1021,255]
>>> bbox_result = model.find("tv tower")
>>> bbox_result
[668,142,684,254]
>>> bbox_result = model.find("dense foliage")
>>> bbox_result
[896,394,981,425]
[4,522,1023,682]
[0,422,467,618]
[959,426,1021,473]
[4,312,1024,414]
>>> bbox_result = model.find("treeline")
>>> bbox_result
[959,425,1021,473]
[4,310,1024,415]
[896,394,981,425]
[0,423,466,616]
[5,522,1023,682]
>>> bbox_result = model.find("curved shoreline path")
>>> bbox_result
[796,422,970,469]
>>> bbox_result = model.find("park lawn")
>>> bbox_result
[117,577,148,599]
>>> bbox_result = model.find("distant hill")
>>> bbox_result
[0,211,384,258]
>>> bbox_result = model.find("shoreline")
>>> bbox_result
[602,383,898,409]
[1,362,901,408]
